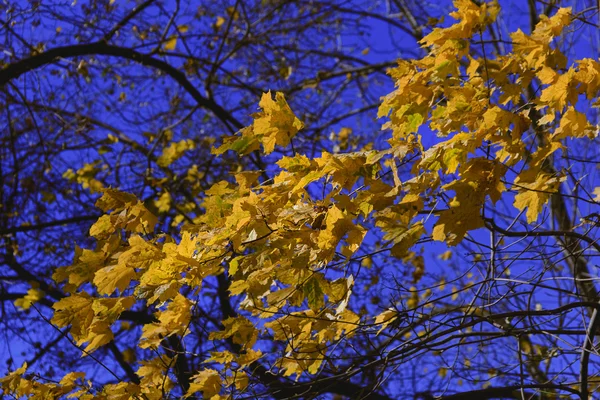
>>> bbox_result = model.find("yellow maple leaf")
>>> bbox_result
[593,187,600,202]
[118,235,162,270]
[227,371,248,390]
[53,294,134,354]
[513,171,565,223]
[89,214,115,239]
[533,7,572,39]
[214,16,226,30]
[14,288,45,310]
[510,29,546,69]
[137,356,174,391]
[186,369,222,398]
[212,126,261,156]
[0,362,29,397]
[237,348,263,367]
[539,68,576,110]
[374,309,397,334]
[253,91,304,154]
[209,316,258,348]
[553,106,592,140]
[163,35,177,51]
[52,246,108,292]
[157,139,195,167]
[154,191,171,213]
[432,189,484,246]
[93,263,136,295]
[139,293,191,346]
[317,205,361,260]
[95,189,138,212]
[101,382,141,400]
[52,293,95,341]
[420,0,499,48]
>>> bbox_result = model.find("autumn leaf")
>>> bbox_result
[209,316,258,348]
[137,357,174,392]
[163,35,177,51]
[157,139,195,167]
[593,187,600,202]
[513,171,565,223]
[253,91,304,154]
[14,288,45,310]
[303,275,325,311]
[186,369,222,398]
[93,263,136,295]
[140,293,192,348]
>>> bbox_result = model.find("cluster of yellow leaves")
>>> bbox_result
[265,308,359,378]
[421,0,499,48]
[52,189,158,295]
[62,161,105,193]
[157,138,195,167]
[379,0,597,240]
[7,1,600,398]
[253,91,304,154]
[185,368,247,399]
[52,293,134,353]
[140,293,193,348]
[0,360,180,400]
[0,366,92,400]
[213,91,304,155]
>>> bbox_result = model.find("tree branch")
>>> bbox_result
[0,215,101,236]
[0,42,243,130]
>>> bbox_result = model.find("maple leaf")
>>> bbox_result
[513,171,565,223]
[317,205,364,260]
[53,246,109,292]
[374,309,398,334]
[593,187,600,202]
[154,191,171,213]
[186,369,222,398]
[0,363,29,397]
[163,35,177,51]
[533,7,572,39]
[101,382,141,400]
[140,293,192,348]
[137,356,174,392]
[420,0,499,48]
[432,184,485,246]
[552,107,592,140]
[89,214,115,239]
[93,263,136,295]
[14,288,45,310]
[209,316,258,348]
[253,91,304,154]
[303,274,326,311]
[225,371,249,391]
[95,189,138,212]
[575,58,600,99]
[539,68,576,110]
[52,294,134,353]
[212,126,261,156]
[52,293,95,341]
[157,139,194,167]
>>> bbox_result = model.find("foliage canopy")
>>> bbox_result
[1,1,600,399]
